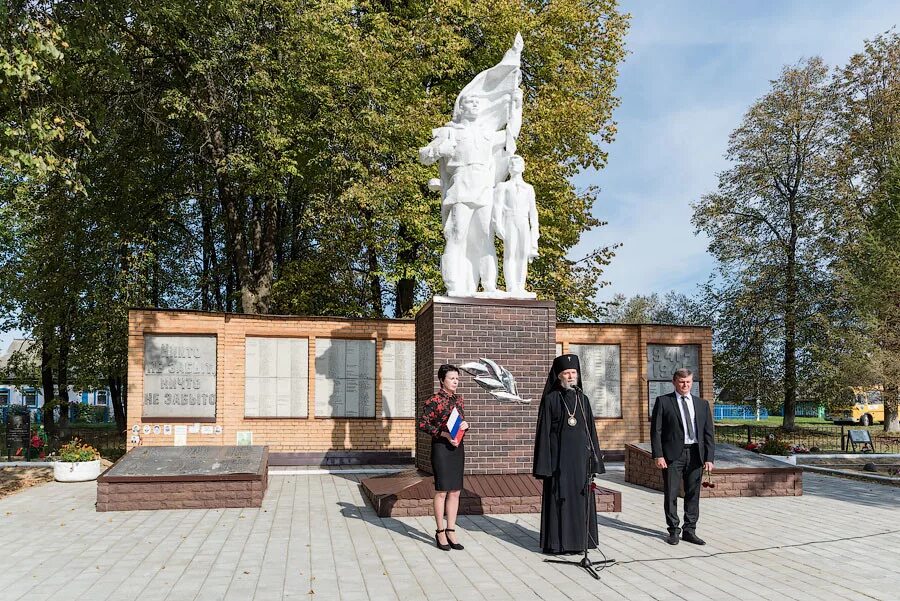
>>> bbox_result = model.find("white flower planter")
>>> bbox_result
[54,460,102,482]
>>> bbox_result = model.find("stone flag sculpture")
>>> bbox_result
[419,34,539,299]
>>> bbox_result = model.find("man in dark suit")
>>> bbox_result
[651,368,715,546]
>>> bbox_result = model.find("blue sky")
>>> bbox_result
[3,2,900,350]
[572,0,900,305]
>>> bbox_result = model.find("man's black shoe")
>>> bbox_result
[682,532,706,545]
[665,532,680,545]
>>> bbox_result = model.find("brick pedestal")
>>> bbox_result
[96,446,269,511]
[625,443,802,497]
[414,296,556,475]
[361,471,621,517]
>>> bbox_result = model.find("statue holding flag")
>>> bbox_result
[420,34,533,297]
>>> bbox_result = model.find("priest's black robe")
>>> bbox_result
[533,386,603,554]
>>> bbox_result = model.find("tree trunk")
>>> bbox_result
[884,383,900,433]
[364,210,383,316]
[199,190,223,311]
[210,144,277,314]
[56,334,70,429]
[109,375,126,433]
[394,224,416,318]
[782,211,799,430]
[40,341,56,435]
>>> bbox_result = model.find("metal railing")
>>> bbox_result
[715,423,900,454]
[1,425,126,462]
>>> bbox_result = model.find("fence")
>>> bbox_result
[1,404,112,426]
[770,402,825,419]
[1,425,126,461]
[714,404,769,420]
[715,423,900,454]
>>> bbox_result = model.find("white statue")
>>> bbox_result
[419,34,536,298]
[492,155,539,298]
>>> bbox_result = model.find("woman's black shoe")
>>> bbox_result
[445,528,464,550]
[435,529,451,551]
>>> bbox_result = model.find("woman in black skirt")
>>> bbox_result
[417,364,469,550]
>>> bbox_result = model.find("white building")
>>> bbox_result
[0,339,111,418]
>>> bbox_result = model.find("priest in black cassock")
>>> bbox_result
[532,354,605,554]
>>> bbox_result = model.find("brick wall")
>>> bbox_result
[128,310,416,452]
[556,324,714,453]
[128,309,713,456]
[415,297,556,474]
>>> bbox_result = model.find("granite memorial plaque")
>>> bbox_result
[647,344,701,415]
[244,337,308,417]
[143,335,216,420]
[569,344,621,418]
[315,339,376,417]
[5,409,30,460]
[647,344,700,380]
[381,340,415,417]
[104,445,265,479]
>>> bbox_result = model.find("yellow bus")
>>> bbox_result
[825,387,884,426]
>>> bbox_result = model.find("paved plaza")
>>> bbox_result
[0,465,897,600]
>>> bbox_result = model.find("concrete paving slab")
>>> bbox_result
[0,464,897,600]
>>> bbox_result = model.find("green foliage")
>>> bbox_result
[604,292,700,325]
[0,1,629,437]
[72,403,104,424]
[829,33,900,433]
[695,33,900,433]
[693,58,836,426]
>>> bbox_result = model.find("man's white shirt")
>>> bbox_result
[677,392,698,444]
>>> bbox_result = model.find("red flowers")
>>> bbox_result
[30,434,44,449]
[701,469,716,489]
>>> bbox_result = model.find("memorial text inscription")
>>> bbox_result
[381,340,415,418]
[245,337,309,417]
[647,344,700,415]
[315,339,376,417]
[569,344,621,418]
[143,335,216,419]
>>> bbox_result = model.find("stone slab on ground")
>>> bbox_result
[96,445,268,511]
[2,465,899,600]
[626,442,802,497]
[361,470,621,517]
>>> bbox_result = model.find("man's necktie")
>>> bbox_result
[681,396,695,439]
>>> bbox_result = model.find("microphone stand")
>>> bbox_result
[544,386,616,579]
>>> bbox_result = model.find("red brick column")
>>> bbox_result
[415,296,556,475]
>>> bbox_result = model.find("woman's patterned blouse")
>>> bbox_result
[417,389,465,439]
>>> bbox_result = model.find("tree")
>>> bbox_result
[604,292,698,324]
[831,32,900,432]
[1,1,630,436]
[87,0,628,319]
[693,58,836,429]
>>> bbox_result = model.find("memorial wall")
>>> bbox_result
[128,309,712,456]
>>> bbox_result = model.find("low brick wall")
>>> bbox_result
[625,443,802,497]
[362,471,621,517]
[97,477,267,511]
